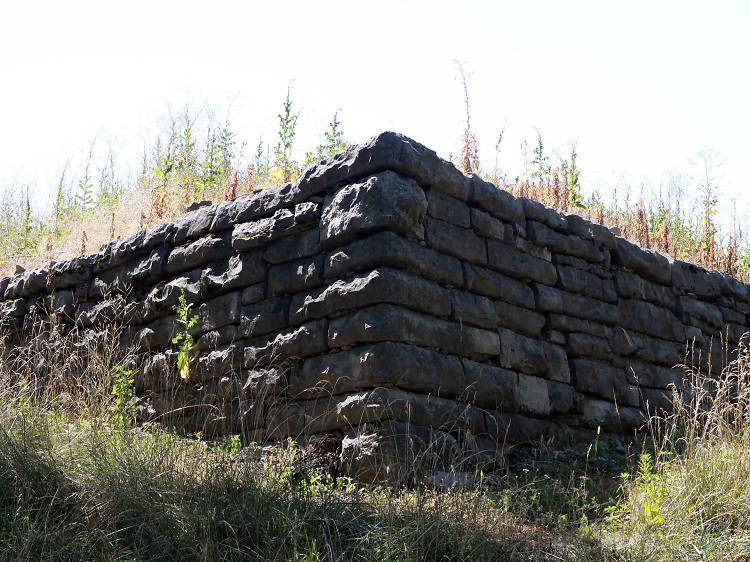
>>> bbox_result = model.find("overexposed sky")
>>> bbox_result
[1,1,748,224]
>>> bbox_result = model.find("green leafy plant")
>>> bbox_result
[172,288,199,381]
[110,365,135,426]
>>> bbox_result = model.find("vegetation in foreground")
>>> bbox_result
[3,322,750,560]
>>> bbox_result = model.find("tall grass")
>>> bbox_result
[0,324,619,560]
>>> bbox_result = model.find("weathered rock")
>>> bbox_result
[618,298,686,342]
[290,267,451,324]
[244,320,328,367]
[267,256,324,297]
[534,284,618,325]
[527,220,609,264]
[494,300,546,336]
[240,298,289,338]
[615,237,671,284]
[671,259,722,298]
[497,328,570,382]
[166,234,232,274]
[516,374,550,416]
[328,304,500,359]
[470,207,509,241]
[320,170,427,247]
[581,397,644,432]
[324,231,464,287]
[424,217,487,265]
[232,208,295,251]
[487,239,557,285]
[264,228,320,264]
[557,265,617,303]
[466,174,525,226]
[426,188,471,228]
[463,263,535,308]
[570,358,637,406]
[202,251,266,297]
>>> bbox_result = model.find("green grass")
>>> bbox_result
[7,325,750,560]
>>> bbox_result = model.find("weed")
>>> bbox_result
[171,288,198,381]
[110,365,135,427]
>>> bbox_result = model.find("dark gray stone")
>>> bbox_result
[328,303,500,360]
[232,208,295,251]
[527,220,609,264]
[166,234,232,274]
[487,239,557,285]
[615,237,671,284]
[557,265,617,303]
[191,292,240,336]
[450,290,496,329]
[268,255,324,297]
[497,328,570,382]
[324,231,464,287]
[294,201,320,225]
[320,171,427,247]
[516,374,550,416]
[241,282,266,305]
[678,296,723,330]
[565,332,611,360]
[581,397,644,432]
[534,284,618,325]
[426,188,471,228]
[466,174,525,226]
[264,228,320,264]
[463,263,535,308]
[172,205,216,244]
[290,267,451,324]
[201,251,265,297]
[618,298,686,342]
[519,197,568,231]
[424,217,487,265]
[244,320,328,367]
[570,358,637,406]
[240,298,289,338]
[671,260,722,298]
[548,381,575,414]
[494,300,546,336]
[470,207,508,241]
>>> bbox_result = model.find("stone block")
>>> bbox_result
[526,220,609,264]
[678,296,723,330]
[494,300,546,336]
[264,228,320,264]
[534,284,618,325]
[424,217,487,265]
[516,374,550,416]
[618,298,686,342]
[570,358,636,406]
[450,290,496,329]
[470,208,509,241]
[328,303,500,360]
[324,231,464,287]
[463,263,535,308]
[240,298,289,338]
[166,234,232,275]
[497,328,570,382]
[486,239,557,285]
[426,188,471,227]
[557,265,617,303]
[191,291,240,336]
[244,320,328,367]
[565,332,611,360]
[290,267,451,324]
[466,174,525,226]
[615,237,671,284]
[232,208,295,252]
[320,170,427,247]
[201,251,266,297]
[581,397,644,432]
[267,255,324,297]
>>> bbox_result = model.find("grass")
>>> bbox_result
[5,321,750,559]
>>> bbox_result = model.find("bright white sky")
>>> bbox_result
[1,1,748,229]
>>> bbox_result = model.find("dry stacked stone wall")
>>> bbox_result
[2,132,748,478]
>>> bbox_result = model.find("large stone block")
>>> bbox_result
[570,358,637,406]
[166,234,232,275]
[328,303,500,360]
[289,267,451,324]
[486,239,557,285]
[320,170,427,247]
[557,265,617,303]
[426,187,471,227]
[618,298,686,342]
[240,298,289,338]
[244,320,328,367]
[424,217,487,265]
[534,284,618,325]
[581,397,644,432]
[232,208,295,251]
[202,251,266,297]
[324,231,464,287]
[267,255,324,297]
[526,220,609,265]
[497,328,570,382]
[264,227,320,265]
[494,300,546,336]
[463,263,535,308]
[615,237,671,284]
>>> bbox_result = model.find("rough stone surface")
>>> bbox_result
[3,130,747,481]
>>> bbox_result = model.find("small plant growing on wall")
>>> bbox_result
[172,288,198,381]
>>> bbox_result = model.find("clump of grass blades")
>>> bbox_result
[605,339,750,559]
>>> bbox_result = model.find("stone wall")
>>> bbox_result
[2,132,748,478]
